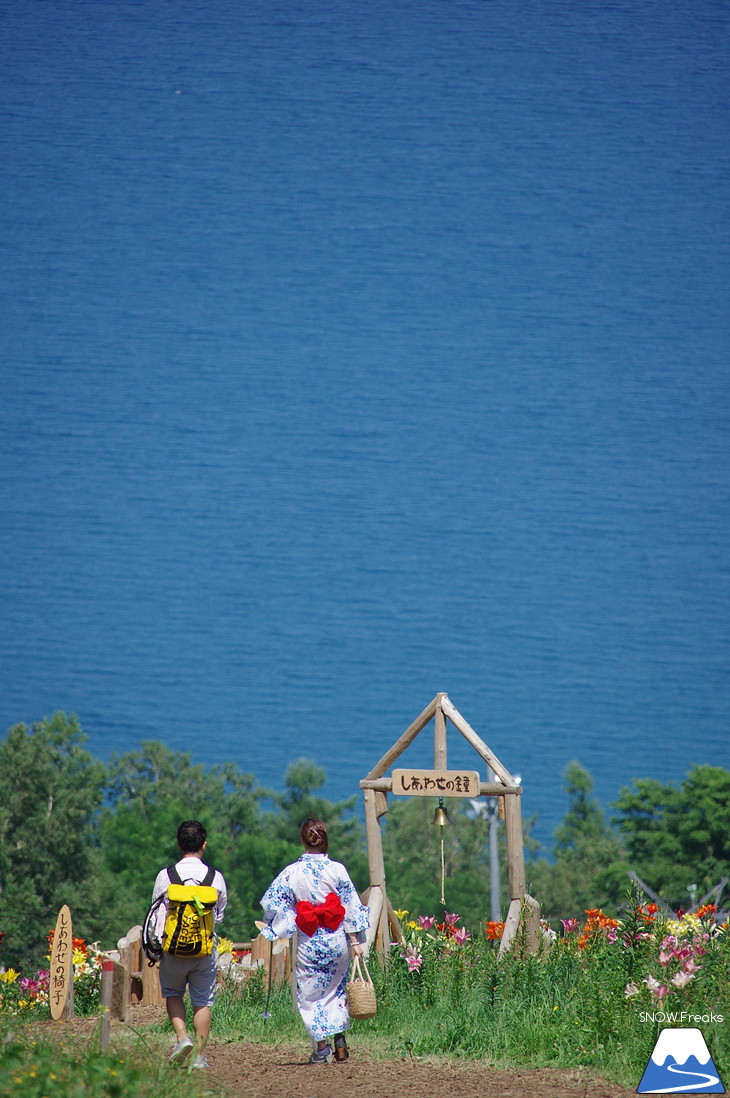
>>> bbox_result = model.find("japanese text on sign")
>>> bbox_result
[49,904,73,1020]
[392,769,480,797]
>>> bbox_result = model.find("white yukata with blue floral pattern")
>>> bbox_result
[260,853,369,1042]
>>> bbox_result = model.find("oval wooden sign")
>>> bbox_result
[49,904,73,1020]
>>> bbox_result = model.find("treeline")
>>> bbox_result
[0,713,365,972]
[1,713,728,972]
[373,759,730,925]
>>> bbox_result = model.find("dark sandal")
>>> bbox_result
[334,1033,349,1062]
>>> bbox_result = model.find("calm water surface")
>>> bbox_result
[1,0,728,852]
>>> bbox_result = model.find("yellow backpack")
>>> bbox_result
[162,865,218,957]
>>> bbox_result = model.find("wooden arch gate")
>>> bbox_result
[359,693,540,956]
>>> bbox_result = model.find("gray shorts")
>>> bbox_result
[159,951,218,1008]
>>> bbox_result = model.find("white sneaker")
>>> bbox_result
[168,1036,194,1064]
[192,1054,209,1069]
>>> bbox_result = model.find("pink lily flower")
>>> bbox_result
[653,984,673,1001]
[444,912,461,926]
[453,928,471,945]
[671,971,695,989]
[560,918,579,935]
[418,916,435,930]
[681,955,702,974]
[643,975,672,1001]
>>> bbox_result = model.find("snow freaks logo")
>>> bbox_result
[637,1028,725,1093]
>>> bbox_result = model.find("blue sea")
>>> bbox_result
[1,0,728,855]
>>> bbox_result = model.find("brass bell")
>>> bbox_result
[432,797,451,827]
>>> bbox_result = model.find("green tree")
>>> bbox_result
[98,746,367,947]
[614,764,730,907]
[106,739,262,837]
[527,761,628,921]
[97,741,267,945]
[264,758,368,889]
[0,714,106,970]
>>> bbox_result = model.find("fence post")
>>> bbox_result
[100,958,114,1051]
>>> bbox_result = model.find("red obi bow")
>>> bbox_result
[295,892,346,936]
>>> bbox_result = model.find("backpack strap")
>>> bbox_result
[166,864,216,887]
[167,865,183,886]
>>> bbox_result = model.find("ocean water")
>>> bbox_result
[1,0,728,852]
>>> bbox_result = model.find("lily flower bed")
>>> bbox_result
[0,933,102,1017]
[1,891,728,1090]
[372,891,728,1084]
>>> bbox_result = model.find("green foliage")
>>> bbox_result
[0,714,106,970]
[98,745,368,944]
[0,1027,212,1098]
[527,761,730,919]
[527,761,628,920]
[614,765,730,906]
[204,903,729,1088]
[100,742,285,944]
[263,759,367,889]
[0,717,368,971]
[106,740,262,837]
[1,703,727,1011]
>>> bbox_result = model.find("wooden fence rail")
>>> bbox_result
[102,928,290,1022]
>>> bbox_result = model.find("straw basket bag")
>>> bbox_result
[346,955,377,1020]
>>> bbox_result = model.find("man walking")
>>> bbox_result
[151,819,227,1069]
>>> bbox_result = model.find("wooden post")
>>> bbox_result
[270,940,290,985]
[504,792,526,899]
[251,933,270,971]
[498,895,541,958]
[125,926,143,1005]
[364,787,390,950]
[100,958,114,1051]
[124,923,164,1007]
[114,936,132,1022]
[362,885,383,957]
[386,897,404,944]
[110,958,130,1022]
[434,694,447,769]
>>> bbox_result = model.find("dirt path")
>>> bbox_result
[200,1038,639,1098]
[45,1006,641,1098]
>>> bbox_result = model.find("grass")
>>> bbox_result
[0,1018,220,1098]
[3,902,728,1094]
[204,909,730,1091]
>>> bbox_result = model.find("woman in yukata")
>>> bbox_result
[259,817,370,1063]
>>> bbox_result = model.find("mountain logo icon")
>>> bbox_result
[637,1028,725,1093]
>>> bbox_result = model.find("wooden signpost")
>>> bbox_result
[49,904,74,1020]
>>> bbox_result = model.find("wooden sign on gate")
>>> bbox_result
[49,904,74,1020]
[392,769,480,796]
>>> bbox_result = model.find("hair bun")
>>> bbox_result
[300,817,329,852]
